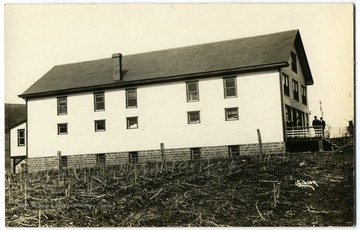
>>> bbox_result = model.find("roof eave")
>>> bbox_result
[19,62,288,99]
[294,31,314,86]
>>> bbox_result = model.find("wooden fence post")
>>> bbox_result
[160,143,165,160]
[57,151,62,170]
[257,129,263,159]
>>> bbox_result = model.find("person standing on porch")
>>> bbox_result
[320,117,326,137]
[312,116,321,137]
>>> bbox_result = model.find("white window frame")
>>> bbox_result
[224,77,237,98]
[282,73,290,96]
[127,117,138,129]
[186,81,199,102]
[301,85,307,105]
[17,129,25,146]
[225,107,239,121]
[57,97,67,115]
[95,120,106,132]
[94,92,105,111]
[126,89,137,108]
[292,80,299,101]
[187,111,201,124]
[57,123,68,135]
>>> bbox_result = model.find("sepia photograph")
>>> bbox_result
[4,3,354,227]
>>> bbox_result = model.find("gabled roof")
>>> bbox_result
[20,30,313,98]
[7,119,27,132]
[5,103,26,131]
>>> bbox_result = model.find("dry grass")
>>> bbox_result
[5,148,354,227]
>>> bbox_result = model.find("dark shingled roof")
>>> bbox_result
[5,103,26,131]
[20,30,313,98]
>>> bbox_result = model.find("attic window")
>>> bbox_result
[291,52,297,73]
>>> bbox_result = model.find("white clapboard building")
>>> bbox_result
[11,30,315,172]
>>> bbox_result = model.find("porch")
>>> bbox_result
[285,126,336,152]
[286,125,324,140]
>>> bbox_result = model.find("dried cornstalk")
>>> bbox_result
[38,209,41,227]
[24,174,27,206]
[134,166,138,184]
[255,200,264,220]
[73,168,80,181]
[8,175,12,203]
[160,158,166,173]
[150,188,163,200]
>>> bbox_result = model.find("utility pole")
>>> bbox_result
[319,100,324,117]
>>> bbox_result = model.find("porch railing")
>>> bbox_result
[286,125,324,139]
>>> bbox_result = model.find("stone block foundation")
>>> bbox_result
[25,142,286,172]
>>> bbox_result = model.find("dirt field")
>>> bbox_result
[5,145,354,227]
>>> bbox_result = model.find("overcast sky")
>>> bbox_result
[4,4,354,131]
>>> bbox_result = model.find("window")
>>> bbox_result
[224,77,237,98]
[186,81,199,102]
[188,111,200,124]
[95,120,106,132]
[228,146,240,157]
[17,129,25,146]
[97,154,106,165]
[60,156,67,169]
[126,89,137,108]
[127,117,138,129]
[94,92,105,111]
[57,97,67,115]
[291,52,297,73]
[282,73,290,96]
[301,85,307,105]
[58,123,68,135]
[20,163,27,173]
[129,152,138,164]
[292,80,299,101]
[225,108,239,121]
[190,148,201,160]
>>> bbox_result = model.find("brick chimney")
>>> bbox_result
[112,53,123,81]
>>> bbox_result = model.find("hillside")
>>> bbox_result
[5,146,354,227]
